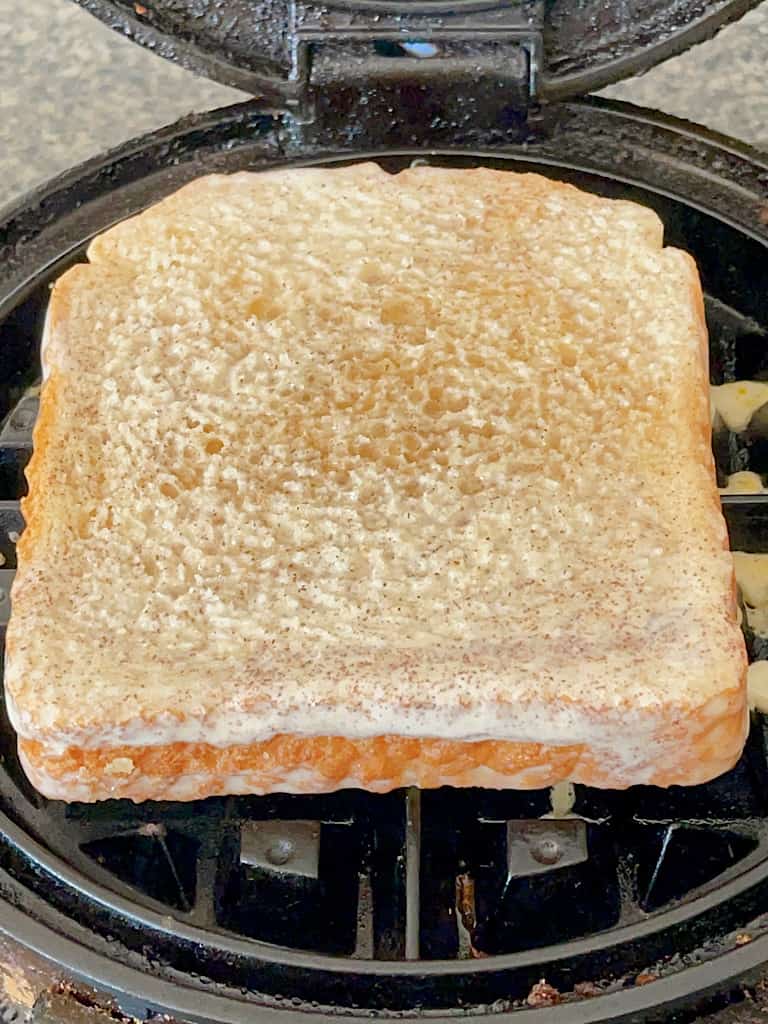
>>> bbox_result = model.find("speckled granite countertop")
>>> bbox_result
[1,0,767,210]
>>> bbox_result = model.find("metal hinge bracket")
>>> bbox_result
[287,1,543,122]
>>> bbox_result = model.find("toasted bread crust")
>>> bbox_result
[20,687,746,802]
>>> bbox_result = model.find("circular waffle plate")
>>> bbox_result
[1,97,768,1021]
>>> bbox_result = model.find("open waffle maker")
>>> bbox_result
[2,2,768,1022]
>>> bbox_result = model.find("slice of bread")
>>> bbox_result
[4,164,747,802]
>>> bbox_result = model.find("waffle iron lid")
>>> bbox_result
[73,0,758,110]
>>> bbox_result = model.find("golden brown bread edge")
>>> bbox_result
[6,168,748,801]
[18,688,747,802]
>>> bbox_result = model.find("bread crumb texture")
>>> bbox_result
[6,165,745,784]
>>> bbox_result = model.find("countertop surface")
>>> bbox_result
[1,1,767,210]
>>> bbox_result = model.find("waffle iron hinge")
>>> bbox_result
[287,0,544,126]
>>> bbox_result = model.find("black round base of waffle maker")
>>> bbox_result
[1,96,768,1023]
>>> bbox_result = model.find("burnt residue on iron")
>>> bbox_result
[69,0,761,103]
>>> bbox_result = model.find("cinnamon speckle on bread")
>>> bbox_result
[4,165,747,800]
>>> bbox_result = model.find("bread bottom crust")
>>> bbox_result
[18,700,747,802]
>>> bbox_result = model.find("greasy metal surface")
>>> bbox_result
[0,572,13,631]
[506,821,589,879]
[240,821,321,878]
[70,0,761,102]
[404,788,421,961]
[0,398,38,447]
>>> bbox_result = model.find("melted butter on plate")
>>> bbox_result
[748,662,768,712]
[720,471,766,494]
[711,381,768,432]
